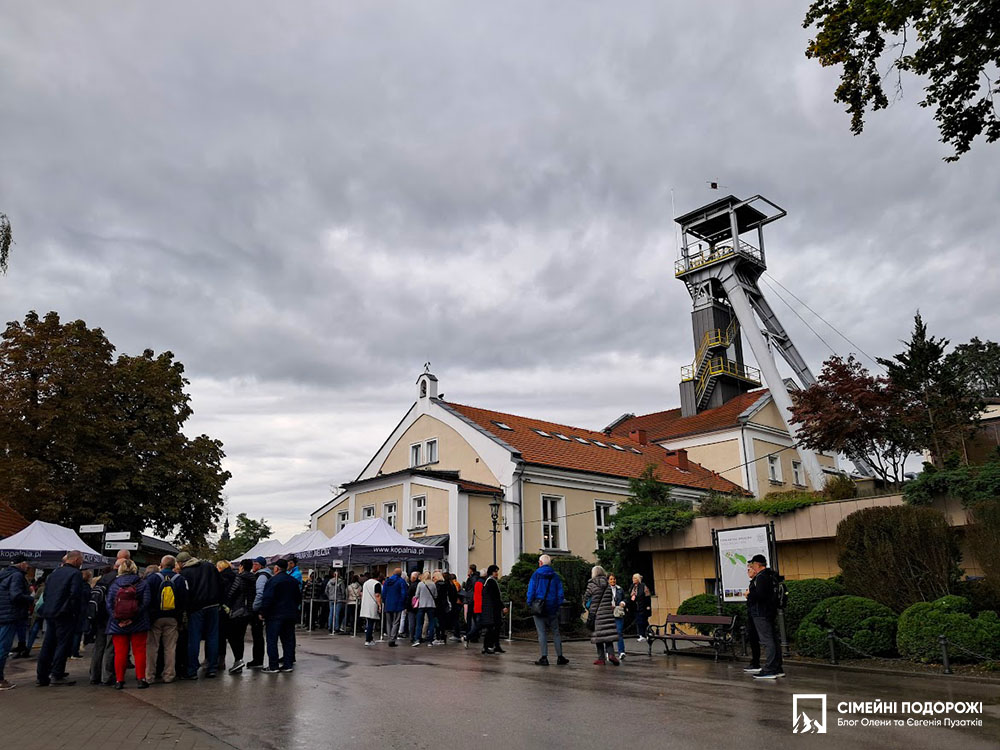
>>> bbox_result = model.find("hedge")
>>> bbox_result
[896,595,1000,663]
[783,578,846,638]
[675,593,747,634]
[795,596,898,658]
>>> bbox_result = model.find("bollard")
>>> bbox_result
[939,634,953,675]
[740,625,747,657]
[827,629,837,665]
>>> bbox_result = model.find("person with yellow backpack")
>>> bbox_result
[145,555,187,683]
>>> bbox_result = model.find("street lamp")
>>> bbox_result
[489,497,501,567]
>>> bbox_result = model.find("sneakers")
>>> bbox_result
[0,680,15,691]
[432,640,445,645]
[229,660,245,674]
[411,641,421,648]
[137,680,149,690]
[743,666,762,673]
[51,678,76,687]
[535,656,550,666]
[493,646,506,654]
[278,666,294,673]
[364,641,373,647]
[619,652,626,660]
[753,671,784,680]
[114,681,125,690]
[636,636,645,642]
[593,659,606,665]
[482,648,495,654]
[261,667,280,674]
[556,656,569,665]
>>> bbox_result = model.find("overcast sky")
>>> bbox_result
[2,3,998,542]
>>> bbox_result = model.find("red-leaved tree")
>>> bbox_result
[790,355,920,486]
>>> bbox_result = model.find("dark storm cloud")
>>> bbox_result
[1,2,998,534]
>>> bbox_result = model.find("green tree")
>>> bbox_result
[790,355,919,486]
[596,464,695,584]
[0,311,231,546]
[231,513,273,554]
[950,337,1000,397]
[878,314,983,465]
[803,0,1000,160]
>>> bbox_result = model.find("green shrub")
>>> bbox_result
[836,505,959,612]
[965,500,1000,600]
[696,493,737,516]
[697,490,825,518]
[500,553,591,633]
[953,578,1000,617]
[795,595,898,658]
[675,593,747,633]
[823,473,858,500]
[904,460,1000,507]
[783,578,846,638]
[897,595,1000,663]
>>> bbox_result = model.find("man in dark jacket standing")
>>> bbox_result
[745,554,784,680]
[247,556,271,668]
[259,559,301,673]
[177,551,223,679]
[36,550,84,686]
[146,555,187,683]
[0,555,33,690]
[381,568,407,647]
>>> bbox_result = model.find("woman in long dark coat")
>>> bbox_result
[583,565,619,666]
[479,565,506,655]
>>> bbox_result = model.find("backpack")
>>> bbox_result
[158,573,177,612]
[88,582,108,622]
[774,575,788,611]
[113,582,140,622]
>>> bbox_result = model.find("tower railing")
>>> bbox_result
[693,357,761,408]
[681,317,741,383]
[675,239,763,277]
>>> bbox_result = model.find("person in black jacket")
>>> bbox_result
[480,565,506,655]
[224,560,255,674]
[745,554,784,680]
[36,550,85,686]
[177,551,224,679]
[0,556,33,690]
[259,559,302,673]
[216,560,236,671]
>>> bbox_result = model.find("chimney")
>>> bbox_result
[665,449,689,471]
[629,429,648,446]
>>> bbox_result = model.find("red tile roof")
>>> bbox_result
[609,389,770,442]
[455,478,504,495]
[0,499,29,539]
[442,401,746,494]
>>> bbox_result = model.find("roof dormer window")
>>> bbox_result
[610,444,625,451]
[492,421,514,431]
[592,441,609,448]
[574,437,590,445]
[554,433,570,441]
[533,429,552,437]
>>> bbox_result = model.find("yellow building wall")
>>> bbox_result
[467,494,500,572]
[753,438,816,495]
[380,414,499,486]
[748,401,786,431]
[683,438,743,489]
[356,484,403,520]
[411,483,450,537]
[521,482,622,561]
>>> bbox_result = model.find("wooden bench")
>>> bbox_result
[646,614,737,661]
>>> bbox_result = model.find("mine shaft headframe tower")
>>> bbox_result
[674,194,824,491]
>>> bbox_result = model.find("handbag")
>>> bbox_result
[528,577,552,617]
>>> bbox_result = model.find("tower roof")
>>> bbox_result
[675,194,769,243]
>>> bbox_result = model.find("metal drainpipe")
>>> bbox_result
[514,461,525,562]
[740,421,752,494]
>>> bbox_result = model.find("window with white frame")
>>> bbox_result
[412,495,427,528]
[595,501,615,550]
[541,495,563,550]
[337,510,349,532]
[768,455,783,483]
[410,443,422,467]
[383,501,397,528]
[425,439,438,464]
[792,460,804,486]
[362,505,375,519]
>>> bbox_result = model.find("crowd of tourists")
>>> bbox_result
[0,548,302,690]
[1,550,784,690]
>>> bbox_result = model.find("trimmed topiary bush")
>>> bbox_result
[897,595,1000,663]
[675,593,747,634]
[836,505,959,612]
[783,578,846,638]
[795,595,898,658]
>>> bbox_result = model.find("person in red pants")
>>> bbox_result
[104,559,152,690]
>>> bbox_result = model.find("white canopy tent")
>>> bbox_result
[0,519,109,568]
[236,538,284,560]
[271,529,332,561]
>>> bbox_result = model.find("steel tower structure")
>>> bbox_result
[674,194,825,491]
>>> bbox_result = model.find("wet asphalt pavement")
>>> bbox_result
[111,629,999,750]
[3,630,997,749]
